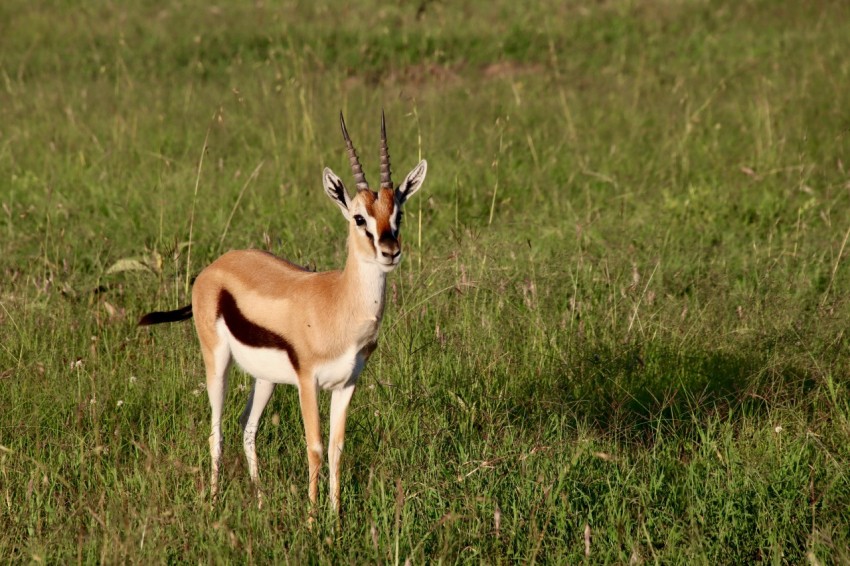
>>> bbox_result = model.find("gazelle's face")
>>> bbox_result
[323,159,427,273]
[348,188,403,271]
[322,111,426,273]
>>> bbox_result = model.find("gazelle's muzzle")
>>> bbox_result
[378,235,401,265]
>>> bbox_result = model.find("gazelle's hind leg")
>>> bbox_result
[202,338,232,500]
[240,379,275,506]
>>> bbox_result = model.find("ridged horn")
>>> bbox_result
[379,109,393,190]
[339,111,369,191]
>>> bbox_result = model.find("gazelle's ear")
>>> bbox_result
[323,167,351,219]
[396,160,427,205]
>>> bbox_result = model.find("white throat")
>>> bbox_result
[361,258,388,313]
[344,250,389,321]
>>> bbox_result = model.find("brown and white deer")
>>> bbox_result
[139,112,427,512]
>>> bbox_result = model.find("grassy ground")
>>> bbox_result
[2,0,850,562]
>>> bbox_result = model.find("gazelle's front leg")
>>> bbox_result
[328,384,356,512]
[239,379,275,504]
[297,376,323,505]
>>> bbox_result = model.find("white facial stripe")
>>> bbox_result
[364,213,378,237]
[389,205,400,235]
[352,207,381,255]
[364,213,382,250]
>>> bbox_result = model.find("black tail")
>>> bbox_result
[138,305,193,326]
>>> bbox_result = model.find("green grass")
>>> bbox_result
[2,0,850,562]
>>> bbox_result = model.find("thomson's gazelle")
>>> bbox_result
[139,112,427,512]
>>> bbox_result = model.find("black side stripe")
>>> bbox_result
[217,289,300,371]
[138,305,193,326]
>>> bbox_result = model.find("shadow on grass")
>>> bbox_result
[506,339,819,438]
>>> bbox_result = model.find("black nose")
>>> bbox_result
[382,249,401,259]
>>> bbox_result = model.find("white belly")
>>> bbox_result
[217,319,299,385]
[216,320,367,390]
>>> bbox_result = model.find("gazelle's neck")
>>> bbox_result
[341,239,389,321]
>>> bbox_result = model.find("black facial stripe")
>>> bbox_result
[363,229,377,252]
[217,289,300,371]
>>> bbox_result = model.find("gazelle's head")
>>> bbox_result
[323,111,427,272]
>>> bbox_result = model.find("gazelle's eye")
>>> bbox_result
[353,215,366,227]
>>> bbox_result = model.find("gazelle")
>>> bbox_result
[139,111,427,512]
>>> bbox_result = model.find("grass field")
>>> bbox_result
[2,0,850,562]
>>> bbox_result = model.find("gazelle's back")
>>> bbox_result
[191,249,351,371]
